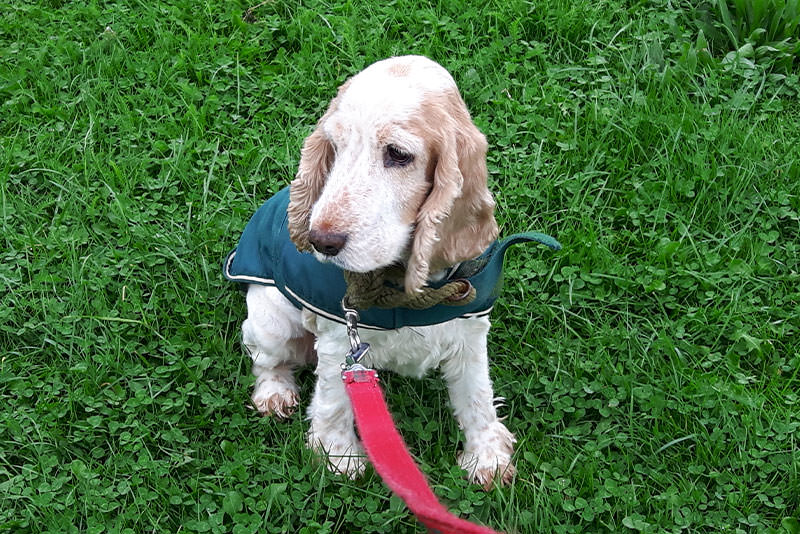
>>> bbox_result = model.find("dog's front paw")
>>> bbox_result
[308,431,366,479]
[251,376,299,418]
[459,452,516,489]
[459,422,517,489]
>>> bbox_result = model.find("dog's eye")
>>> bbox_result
[384,145,414,168]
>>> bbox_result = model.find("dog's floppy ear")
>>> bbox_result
[287,123,333,251]
[405,90,498,293]
[287,81,350,251]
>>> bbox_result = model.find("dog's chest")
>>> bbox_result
[303,310,489,378]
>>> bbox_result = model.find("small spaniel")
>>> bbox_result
[231,56,529,487]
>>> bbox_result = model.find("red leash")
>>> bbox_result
[343,367,502,534]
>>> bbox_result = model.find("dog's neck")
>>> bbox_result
[342,264,475,310]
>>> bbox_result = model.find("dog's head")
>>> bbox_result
[287,56,498,293]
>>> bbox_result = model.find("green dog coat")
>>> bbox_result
[223,187,560,330]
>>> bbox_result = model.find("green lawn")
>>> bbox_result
[1,1,799,533]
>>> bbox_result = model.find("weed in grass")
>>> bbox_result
[689,0,800,70]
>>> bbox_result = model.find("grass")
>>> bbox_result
[1,0,798,532]
[688,0,800,70]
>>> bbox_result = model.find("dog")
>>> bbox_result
[230,55,520,488]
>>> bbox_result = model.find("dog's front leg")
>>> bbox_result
[243,285,315,418]
[440,320,516,489]
[305,338,366,479]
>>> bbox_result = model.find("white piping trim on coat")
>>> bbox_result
[224,251,278,285]
[282,286,388,331]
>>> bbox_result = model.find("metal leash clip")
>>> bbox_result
[341,298,374,382]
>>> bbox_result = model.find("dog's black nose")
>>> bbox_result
[308,229,348,256]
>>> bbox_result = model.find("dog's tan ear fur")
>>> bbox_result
[405,90,498,293]
[287,81,350,251]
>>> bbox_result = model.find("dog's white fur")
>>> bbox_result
[242,56,515,487]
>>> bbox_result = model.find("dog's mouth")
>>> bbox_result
[313,243,409,275]
[306,220,414,274]
[317,251,385,273]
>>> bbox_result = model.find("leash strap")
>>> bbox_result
[343,369,501,534]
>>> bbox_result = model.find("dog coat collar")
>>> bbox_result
[223,187,561,330]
